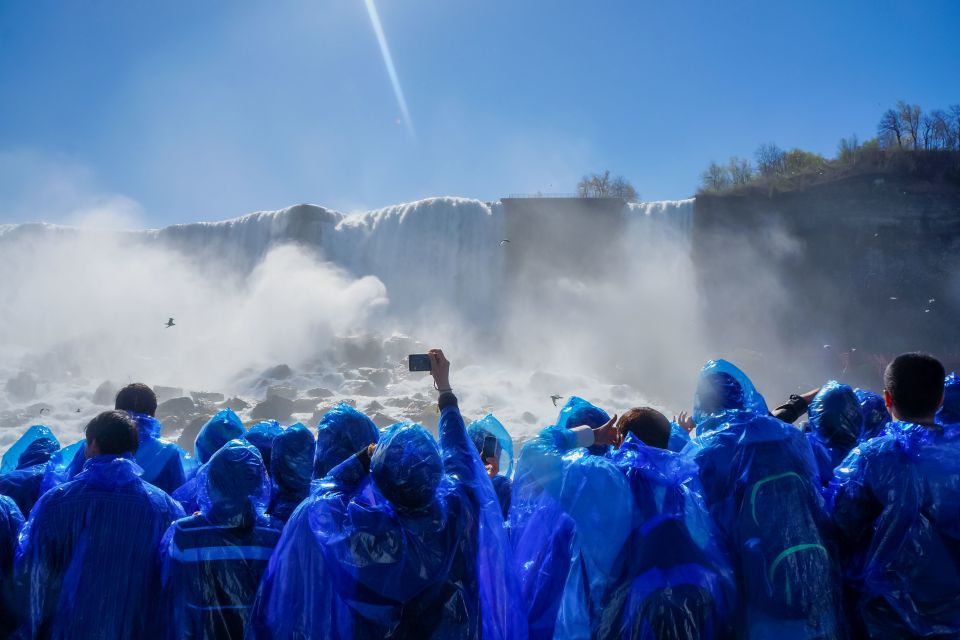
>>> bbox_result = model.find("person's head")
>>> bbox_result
[314,403,379,479]
[199,439,270,526]
[693,359,768,426]
[246,420,283,469]
[808,381,863,448]
[271,423,316,495]
[467,414,514,477]
[371,423,441,510]
[883,352,945,424]
[616,407,671,449]
[84,410,139,458]
[114,383,158,417]
[195,409,246,464]
[855,388,892,441]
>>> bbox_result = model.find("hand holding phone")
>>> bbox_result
[408,354,432,372]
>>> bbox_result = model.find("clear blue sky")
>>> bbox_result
[1,0,958,225]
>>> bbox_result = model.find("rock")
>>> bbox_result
[93,380,118,406]
[250,396,296,422]
[266,385,298,401]
[306,387,334,399]
[222,397,250,411]
[262,364,293,380]
[292,398,320,413]
[157,396,197,419]
[191,391,225,404]
[521,411,538,424]
[339,379,379,397]
[363,400,385,413]
[26,402,54,417]
[370,412,399,428]
[153,386,185,403]
[357,367,391,390]
[5,372,38,402]
[176,414,211,452]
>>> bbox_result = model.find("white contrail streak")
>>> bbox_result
[363,0,415,139]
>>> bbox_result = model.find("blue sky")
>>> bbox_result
[1,0,958,225]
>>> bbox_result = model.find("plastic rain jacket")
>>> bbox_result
[936,372,960,427]
[0,495,24,637]
[805,382,863,487]
[468,414,515,519]
[556,396,611,456]
[16,454,184,639]
[161,440,282,640]
[0,426,60,517]
[855,389,891,443]
[130,412,187,495]
[173,409,246,514]
[689,360,842,640]
[248,401,526,640]
[246,420,283,470]
[313,403,380,480]
[829,420,960,638]
[268,423,316,522]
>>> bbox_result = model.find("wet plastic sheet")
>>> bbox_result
[0,427,61,516]
[249,404,526,639]
[468,414,515,518]
[805,382,863,486]
[313,402,380,480]
[174,410,247,513]
[38,440,85,496]
[829,421,960,638]
[129,412,187,495]
[268,423,316,522]
[555,396,611,456]
[0,495,24,637]
[936,372,960,426]
[16,455,184,639]
[690,360,842,639]
[1,425,59,474]
[161,440,282,639]
[246,420,283,470]
[855,388,891,442]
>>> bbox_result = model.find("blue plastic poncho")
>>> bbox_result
[130,412,187,495]
[161,440,282,639]
[268,423,316,522]
[174,409,246,513]
[246,420,283,469]
[1,425,59,474]
[805,382,863,487]
[16,454,184,639]
[667,421,692,452]
[689,360,842,639]
[249,402,526,639]
[606,434,736,639]
[829,421,960,637]
[936,372,960,427]
[855,388,891,442]
[555,396,611,456]
[37,440,85,496]
[468,414,514,518]
[0,427,60,517]
[0,495,24,637]
[313,403,380,479]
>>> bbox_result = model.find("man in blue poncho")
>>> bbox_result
[468,414,514,519]
[172,408,246,514]
[0,495,24,637]
[935,371,960,427]
[249,349,525,639]
[312,402,380,480]
[116,383,187,495]
[804,381,863,487]
[161,439,283,639]
[16,410,184,639]
[0,426,60,516]
[268,423,316,522]
[855,388,892,442]
[830,354,960,638]
[689,359,842,640]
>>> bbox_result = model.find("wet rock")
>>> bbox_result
[222,397,250,411]
[176,414,212,452]
[521,411,538,424]
[292,398,320,413]
[250,396,295,422]
[370,412,399,428]
[93,380,118,406]
[266,385,298,401]
[191,391,225,404]
[157,396,197,419]
[262,364,293,380]
[154,386,185,403]
[306,387,334,399]
[5,372,38,402]
[339,379,379,397]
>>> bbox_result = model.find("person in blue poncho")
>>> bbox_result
[268,423,316,522]
[16,410,184,639]
[161,439,283,640]
[804,381,863,487]
[935,371,960,427]
[312,402,380,480]
[246,420,283,470]
[116,383,187,495]
[0,495,24,637]
[830,353,960,639]
[173,408,246,514]
[688,359,842,640]
[0,425,60,516]
[468,414,514,519]
[855,388,892,442]
[248,349,525,639]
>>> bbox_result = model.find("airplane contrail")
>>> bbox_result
[363,0,415,140]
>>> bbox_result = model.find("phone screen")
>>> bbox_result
[408,354,432,372]
[481,435,500,461]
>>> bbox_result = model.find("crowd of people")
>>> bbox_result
[0,348,958,639]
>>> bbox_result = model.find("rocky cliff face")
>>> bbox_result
[693,173,960,389]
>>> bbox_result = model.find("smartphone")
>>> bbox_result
[408,354,432,372]
[481,435,500,461]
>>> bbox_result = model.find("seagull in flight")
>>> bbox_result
[500,239,511,246]
[165,317,176,328]
[550,394,563,407]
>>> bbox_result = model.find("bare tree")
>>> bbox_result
[700,162,730,192]
[838,134,861,162]
[578,170,637,200]
[727,157,754,186]
[755,142,786,177]
[898,101,922,149]
[878,108,904,149]
[950,105,960,150]
[610,176,639,202]
[921,114,935,149]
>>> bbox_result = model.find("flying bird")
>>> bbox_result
[75,408,81,413]
[165,317,176,328]
[500,239,511,246]
[39,408,47,415]
[550,394,562,407]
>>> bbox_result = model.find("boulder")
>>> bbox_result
[305,387,334,399]
[262,364,293,380]
[153,386,185,403]
[191,391,225,404]
[93,380,118,406]
[250,396,296,422]
[157,396,197,419]
[339,379,379,397]
[5,372,38,402]
[222,397,250,411]
[266,385,298,401]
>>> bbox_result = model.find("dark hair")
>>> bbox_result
[115,383,158,417]
[884,352,945,422]
[85,410,139,455]
[618,407,671,450]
